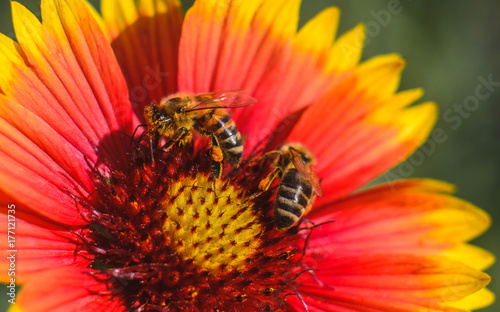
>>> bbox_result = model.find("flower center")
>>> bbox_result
[79,141,306,311]
[162,173,262,272]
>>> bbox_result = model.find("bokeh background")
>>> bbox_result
[1,0,498,311]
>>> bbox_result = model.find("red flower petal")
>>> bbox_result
[0,192,74,229]
[6,0,135,163]
[0,97,89,225]
[179,1,349,150]
[292,254,490,312]
[286,179,492,311]
[0,0,137,223]
[307,179,491,260]
[0,214,89,284]
[102,0,183,112]
[16,266,123,312]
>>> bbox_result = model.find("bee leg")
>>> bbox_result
[210,161,222,196]
[210,160,223,179]
[124,124,148,161]
[258,167,282,192]
[160,127,189,150]
[209,134,224,176]
[246,167,283,201]
[207,134,225,194]
[149,135,154,162]
[172,127,189,143]
[249,151,281,167]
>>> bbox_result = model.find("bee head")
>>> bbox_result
[280,142,316,164]
[144,104,173,136]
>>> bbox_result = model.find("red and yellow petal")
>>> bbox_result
[179,1,357,150]
[14,266,122,312]
[288,54,436,202]
[0,0,136,223]
[0,214,89,284]
[293,254,490,312]
[296,179,492,311]
[101,0,183,111]
[307,179,492,261]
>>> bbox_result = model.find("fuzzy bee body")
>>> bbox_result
[274,168,315,230]
[199,109,243,166]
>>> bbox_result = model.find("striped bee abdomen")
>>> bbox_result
[274,168,313,230]
[210,111,243,166]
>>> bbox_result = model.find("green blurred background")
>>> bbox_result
[1,0,498,311]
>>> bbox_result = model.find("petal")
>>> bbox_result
[16,266,124,312]
[295,254,490,312]
[294,7,339,59]
[296,179,493,310]
[179,1,350,150]
[101,0,183,112]
[287,55,437,202]
[0,214,88,283]
[0,0,136,222]
[442,244,495,271]
[0,192,75,229]
[326,23,365,72]
[7,305,21,312]
[307,179,491,259]
[355,53,404,98]
[83,1,109,41]
[10,0,135,163]
[179,0,299,92]
[0,97,89,225]
[447,288,495,311]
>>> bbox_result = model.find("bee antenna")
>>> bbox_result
[130,124,148,140]
[116,130,132,140]
[149,135,154,162]
[274,293,294,311]
[288,287,309,312]
[299,219,335,231]
[284,268,319,284]
[300,263,326,288]
[297,219,335,262]
[63,186,99,223]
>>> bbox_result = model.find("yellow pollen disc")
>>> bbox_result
[162,174,262,272]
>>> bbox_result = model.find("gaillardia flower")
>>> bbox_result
[0,0,494,311]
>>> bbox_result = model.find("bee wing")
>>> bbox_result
[289,149,324,197]
[187,90,256,111]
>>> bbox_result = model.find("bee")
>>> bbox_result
[255,143,323,231]
[143,90,256,178]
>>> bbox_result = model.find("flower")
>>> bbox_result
[0,0,494,311]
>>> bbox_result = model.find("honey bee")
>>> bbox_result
[144,90,256,178]
[255,143,323,231]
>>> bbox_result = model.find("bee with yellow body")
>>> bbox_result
[144,91,256,178]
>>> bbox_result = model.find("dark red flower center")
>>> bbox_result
[75,139,313,311]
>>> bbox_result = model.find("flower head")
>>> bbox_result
[0,0,494,311]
